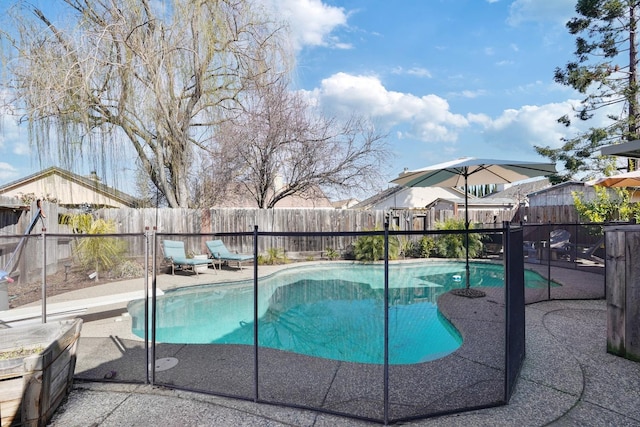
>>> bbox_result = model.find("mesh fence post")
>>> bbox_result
[253,225,259,403]
[383,220,390,425]
[41,230,47,323]
[145,227,151,384]
[151,230,157,385]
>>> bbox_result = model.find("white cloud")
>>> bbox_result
[507,0,575,26]
[467,113,492,126]
[392,67,432,78]
[269,0,349,50]
[0,162,19,181]
[0,113,29,153]
[308,72,468,142]
[0,109,31,183]
[459,89,488,99]
[479,100,587,153]
[12,141,30,156]
[302,74,610,166]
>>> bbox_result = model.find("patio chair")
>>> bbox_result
[162,240,211,275]
[205,240,253,270]
[549,229,574,261]
[523,240,537,260]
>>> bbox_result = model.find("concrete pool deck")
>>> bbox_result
[17,262,640,425]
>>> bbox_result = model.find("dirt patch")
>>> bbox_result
[7,265,147,309]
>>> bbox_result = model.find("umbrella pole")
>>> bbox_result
[465,181,470,290]
[451,171,484,298]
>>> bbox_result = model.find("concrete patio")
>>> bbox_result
[4,262,639,426]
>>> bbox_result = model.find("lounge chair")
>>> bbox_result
[205,240,253,270]
[162,240,211,275]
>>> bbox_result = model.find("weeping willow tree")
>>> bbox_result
[1,0,291,207]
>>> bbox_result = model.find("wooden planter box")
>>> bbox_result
[0,319,83,427]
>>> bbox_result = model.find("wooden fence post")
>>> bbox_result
[605,225,640,361]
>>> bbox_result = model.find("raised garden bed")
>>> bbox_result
[0,319,83,427]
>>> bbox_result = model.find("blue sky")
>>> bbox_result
[0,0,592,196]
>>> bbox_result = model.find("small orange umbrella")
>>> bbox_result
[587,170,640,187]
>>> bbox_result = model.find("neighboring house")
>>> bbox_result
[527,179,640,223]
[353,179,551,227]
[352,185,467,210]
[331,198,360,209]
[272,187,333,208]
[426,197,518,224]
[210,183,334,209]
[526,181,596,223]
[484,178,550,203]
[0,167,138,209]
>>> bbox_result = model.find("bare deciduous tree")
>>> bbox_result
[203,78,389,208]
[1,0,290,207]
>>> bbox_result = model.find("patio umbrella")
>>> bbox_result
[391,157,556,297]
[586,169,640,187]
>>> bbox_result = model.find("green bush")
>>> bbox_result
[324,248,340,260]
[259,247,289,265]
[572,186,640,222]
[353,228,399,262]
[434,218,482,259]
[405,236,436,258]
[62,213,127,280]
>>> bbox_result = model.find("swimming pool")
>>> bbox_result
[128,261,552,365]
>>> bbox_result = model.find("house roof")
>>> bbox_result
[352,186,404,210]
[483,178,550,201]
[353,186,467,210]
[0,167,138,208]
[331,198,360,209]
[356,179,548,211]
[526,181,585,197]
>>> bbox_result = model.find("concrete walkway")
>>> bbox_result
[32,264,640,425]
[49,299,640,426]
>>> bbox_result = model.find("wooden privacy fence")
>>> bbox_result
[95,207,517,255]
[526,205,580,224]
[95,207,517,234]
[98,208,391,255]
[0,200,602,284]
[0,203,520,282]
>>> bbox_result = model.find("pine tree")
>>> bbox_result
[536,0,639,182]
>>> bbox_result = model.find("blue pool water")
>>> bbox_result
[128,261,553,365]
